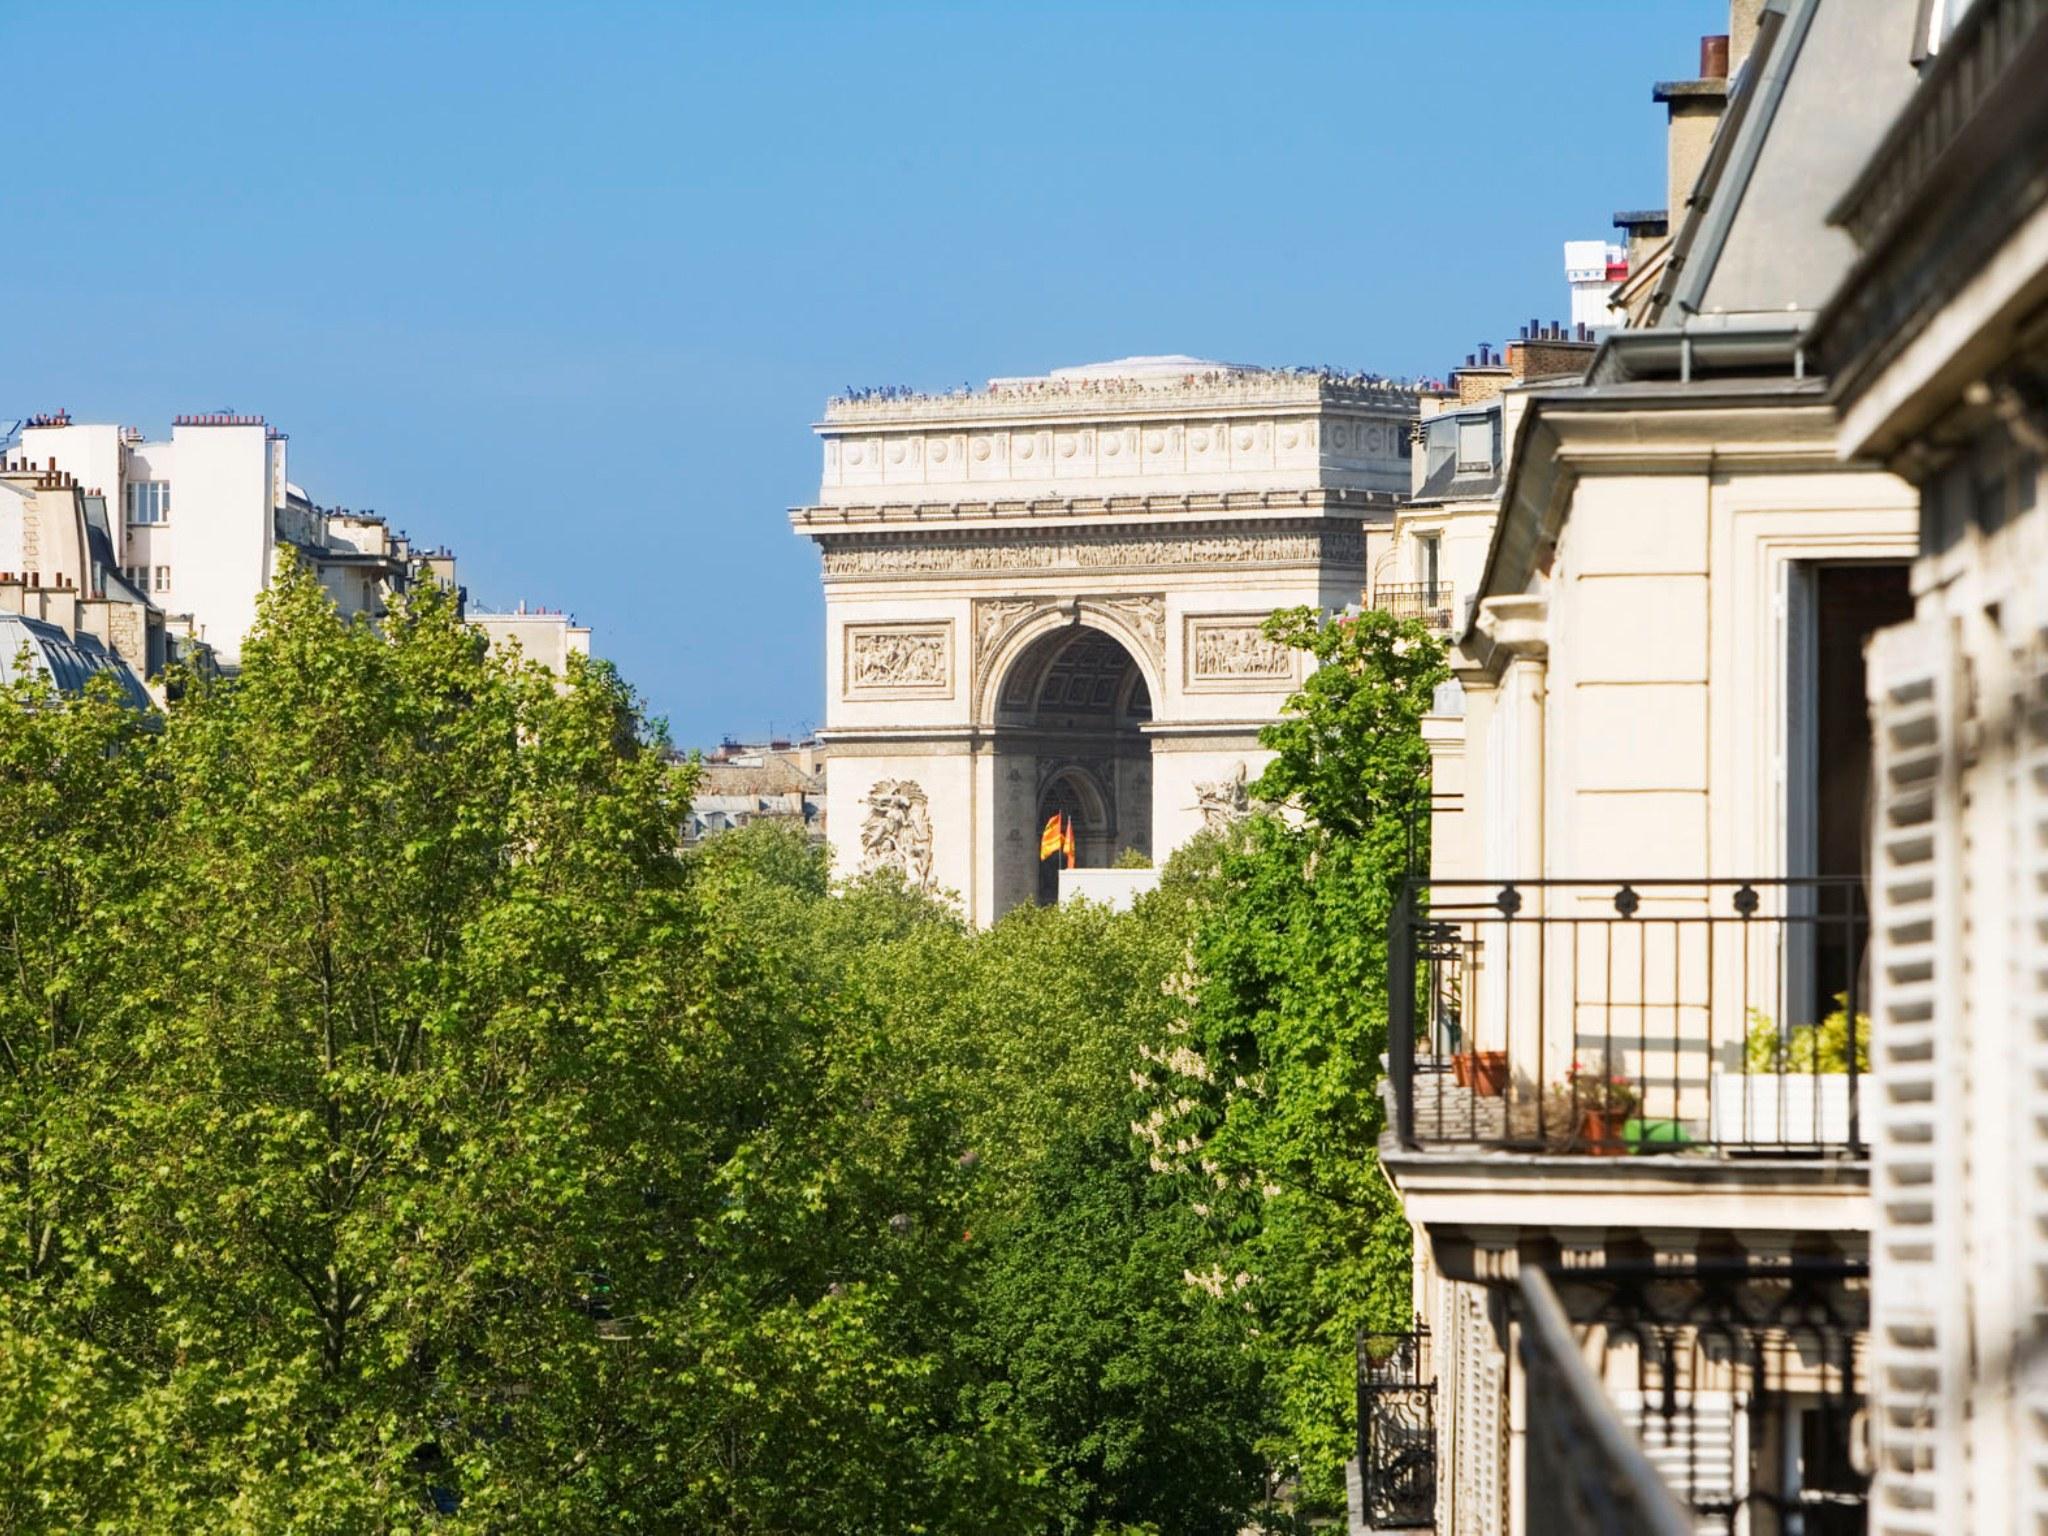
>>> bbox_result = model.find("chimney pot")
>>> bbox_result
[1700,33,1729,79]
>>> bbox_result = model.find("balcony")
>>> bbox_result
[1388,878,1869,1156]
[1356,1328,1436,1529]
[1373,582,1457,632]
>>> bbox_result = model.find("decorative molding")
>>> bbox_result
[843,622,953,698]
[1094,594,1165,669]
[858,778,934,890]
[972,598,1039,697]
[1184,614,1298,691]
[791,487,1396,531]
[821,528,1363,580]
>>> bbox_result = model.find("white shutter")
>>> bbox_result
[2014,607,2048,1533]
[1452,1284,1506,1536]
[1867,617,1967,1535]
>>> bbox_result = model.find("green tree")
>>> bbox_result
[0,566,1040,1533]
[1146,606,1446,1510]
[688,828,1271,1535]
[0,662,168,1533]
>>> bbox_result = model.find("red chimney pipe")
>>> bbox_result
[1700,34,1729,79]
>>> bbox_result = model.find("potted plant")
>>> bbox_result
[1561,1058,1639,1154]
[1453,1049,1509,1097]
[1469,1050,1510,1098]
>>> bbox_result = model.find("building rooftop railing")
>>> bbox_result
[1372,582,1457,632]
[1388,877,1869,1156]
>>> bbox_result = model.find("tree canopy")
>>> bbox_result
[0,572,1440,1533]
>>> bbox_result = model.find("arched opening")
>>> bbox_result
[993,622,1153,910]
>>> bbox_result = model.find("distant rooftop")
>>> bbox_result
[821,356,1420,425]
[0,613,150,710]
[992,355,1256,386]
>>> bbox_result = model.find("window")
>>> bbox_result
[1456,417,1494,474]
[121,565,147,590]
[153,566,171,593]
[1419,534,1442,602]
[1784,562,1914,1020]
[126,481,171,525]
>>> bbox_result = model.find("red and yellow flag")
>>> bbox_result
[1062,814,1077,870]
[1039,812,1064,861]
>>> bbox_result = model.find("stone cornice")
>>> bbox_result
[1478,593,1548,663]
[1538,396,1840,469]
[789,486,1398,536]
[819,371,1419,429]
[1464,388,1849,654]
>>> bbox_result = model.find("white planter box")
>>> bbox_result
[1057,868,1161,912]
[1709,1071,1857,1145]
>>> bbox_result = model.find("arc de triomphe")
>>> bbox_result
[791,356,1416,923]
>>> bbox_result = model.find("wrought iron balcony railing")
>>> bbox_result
[1357,1328,1435,1529]
[1373,582,1457,632]
[1388,877,1869,1155]
[1520,1258,1868,1536]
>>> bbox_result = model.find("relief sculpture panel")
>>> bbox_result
[1185,615,1298,691]
[844,622,953,698]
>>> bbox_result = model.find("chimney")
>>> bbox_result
[1655,36,1734,218]
[1728,0,1764,74]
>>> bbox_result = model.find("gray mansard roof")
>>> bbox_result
[1599,0,1925,385]
[0,614,151,709]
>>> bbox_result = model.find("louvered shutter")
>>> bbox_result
[1452,1285,1506,1536]
[1867,617,1967,1536]
[2014,606,2048,1533]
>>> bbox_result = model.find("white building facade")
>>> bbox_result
[792,357,1415,921]
[19,411,581,675]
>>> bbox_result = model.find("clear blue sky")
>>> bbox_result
[11,1,1721,746]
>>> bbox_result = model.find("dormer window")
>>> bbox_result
[126,481,170,525]
[1456,417,1495,474]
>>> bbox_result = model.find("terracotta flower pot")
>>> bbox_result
[1451,1053,1473,1088]
[1469,1051,1510,1098]
[1578,1109,1631,1155]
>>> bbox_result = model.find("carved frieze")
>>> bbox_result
[858,778,934,890]
[843,622,952,698]
[821,529,1363,579]
[1185,615,1297,691]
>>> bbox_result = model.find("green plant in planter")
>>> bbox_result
[1744,994,1870,1074]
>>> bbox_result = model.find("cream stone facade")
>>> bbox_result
[1363,4,1936,1531]
[792,357,1415,922]
[1813,2,2048,1529]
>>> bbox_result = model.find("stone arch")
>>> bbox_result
[975,600,1166,730]
[983,615,1155,906]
